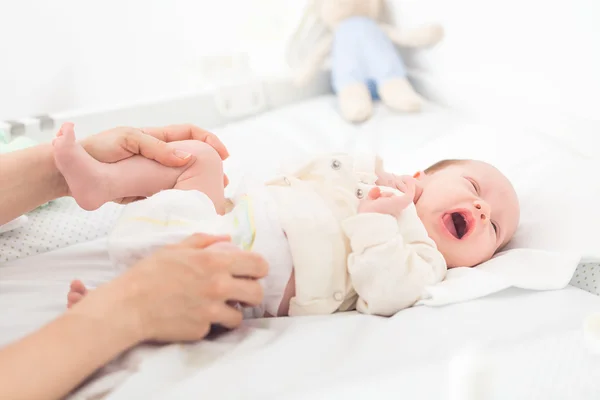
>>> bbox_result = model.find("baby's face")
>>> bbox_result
[414,161,520,268]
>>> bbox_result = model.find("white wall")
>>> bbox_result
[0,0,303,121]
[388,0,600,122]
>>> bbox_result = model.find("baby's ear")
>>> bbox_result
[413,170,426,179]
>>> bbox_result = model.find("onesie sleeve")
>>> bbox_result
[108,189,223,272]
[341,204,447,316]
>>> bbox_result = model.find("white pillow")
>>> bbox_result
[504,156,600,259]
[379,122,599,257]
[374,120,600,305]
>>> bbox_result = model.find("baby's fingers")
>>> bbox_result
[391,194,413,211]
[367,187,381,199]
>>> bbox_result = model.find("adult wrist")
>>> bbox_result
[69,276,146,351]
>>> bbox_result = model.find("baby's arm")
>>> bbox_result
[53,124,227,214]
[342,203,447,316]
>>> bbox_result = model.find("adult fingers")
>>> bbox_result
[143,124,230,160]
[123,129,193,167]
[221,277,264,307]
[198,247,269,279]
[205,302,244,330]
[180,233,232,249]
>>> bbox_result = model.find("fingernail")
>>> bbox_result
[174,150,192,160]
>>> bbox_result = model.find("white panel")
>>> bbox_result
[0,0,302,121]
[387,0,600,121]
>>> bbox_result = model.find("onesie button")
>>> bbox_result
[333,291,343,301]
[283,177,291,185]
[331,159,341,170]
[356,188,364,199]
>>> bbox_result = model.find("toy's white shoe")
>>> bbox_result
[338,82,373,123]
[379,77,424,113]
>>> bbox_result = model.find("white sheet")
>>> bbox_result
[1,96,599,399]
[0,198,122,264]
[95,287,600,400]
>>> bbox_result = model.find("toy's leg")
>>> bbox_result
[337,83,373,123]
[378,77,424,113]
[360,26,425,113]
[331,23,372,123]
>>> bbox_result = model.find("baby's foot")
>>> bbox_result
[53,123,112,211]
[67,279,89,308]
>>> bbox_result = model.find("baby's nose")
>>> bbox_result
[474,200,491,222]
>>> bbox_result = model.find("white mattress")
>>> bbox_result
[1,96,599,399]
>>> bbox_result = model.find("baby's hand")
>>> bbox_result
[376,172,421,203]
[358,187,413,218]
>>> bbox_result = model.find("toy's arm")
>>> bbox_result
[342,209,447,316]
[293,34,333,86]
[379,23,444,48]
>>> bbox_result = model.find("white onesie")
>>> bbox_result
[109,152,446,319]
[108,188,293,318]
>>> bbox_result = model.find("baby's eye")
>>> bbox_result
[467,178,479,194]
[491,222,498,233]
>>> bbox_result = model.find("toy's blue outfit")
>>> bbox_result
[331,16,407,100]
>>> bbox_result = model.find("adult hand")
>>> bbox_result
[79,123,230,203]
[81,124,229,166]
[77,233,268,344]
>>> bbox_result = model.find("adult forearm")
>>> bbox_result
[0,144,68,225]
[0,285,141,400]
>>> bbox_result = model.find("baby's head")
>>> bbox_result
[413,159,520,268]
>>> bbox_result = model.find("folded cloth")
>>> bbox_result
[0,215,28,234]
[417,248,582,307]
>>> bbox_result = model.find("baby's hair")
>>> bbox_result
[424,159,468,175]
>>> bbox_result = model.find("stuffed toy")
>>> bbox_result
[289,0,444,123]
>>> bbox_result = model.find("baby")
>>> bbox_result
[54,123,520,318]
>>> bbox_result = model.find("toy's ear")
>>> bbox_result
[285,0,329,69]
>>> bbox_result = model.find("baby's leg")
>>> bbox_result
[53,124,226,214]
[67,279,88,308]
[170,141,226,214]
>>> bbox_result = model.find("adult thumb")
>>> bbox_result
[127,130,194,167]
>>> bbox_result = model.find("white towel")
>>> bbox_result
[417,249,582,307]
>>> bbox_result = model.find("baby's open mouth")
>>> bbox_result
[443,212,471,239]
